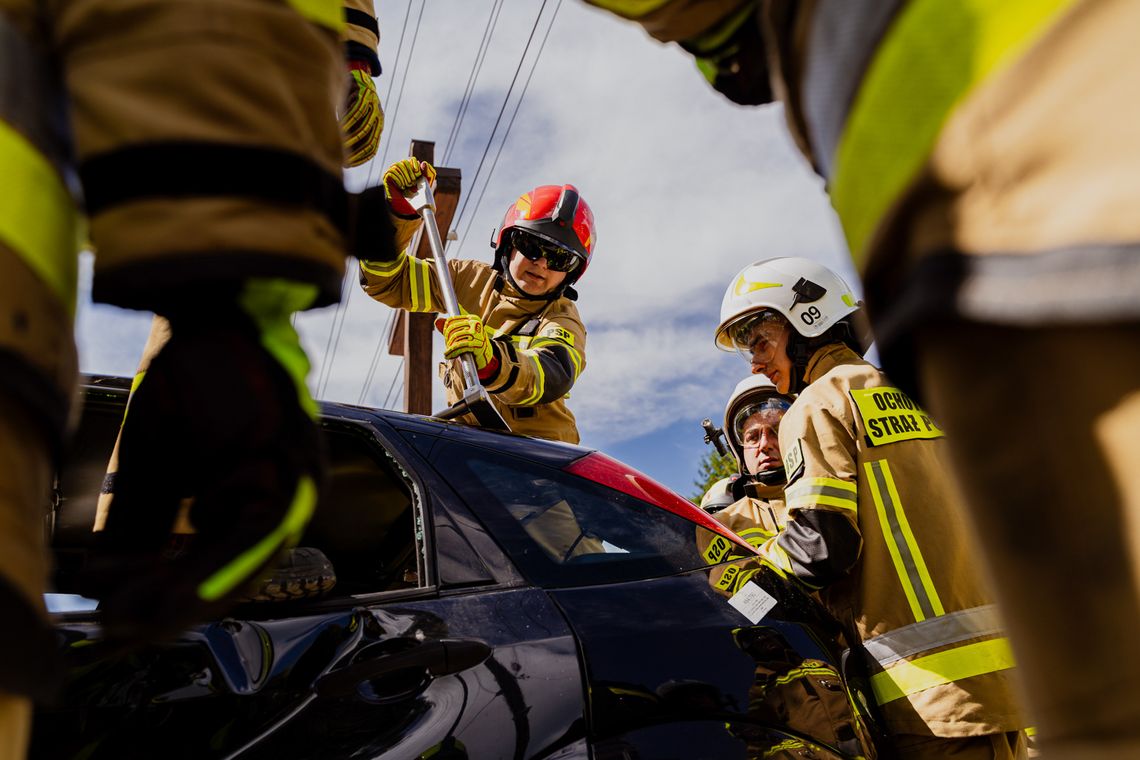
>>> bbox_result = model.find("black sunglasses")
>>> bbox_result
[511,231,581,273]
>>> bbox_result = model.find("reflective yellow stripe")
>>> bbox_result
[786,477,858,512]
[737,527,774,546]
[0,120,81,312]
[865,460,944,621]
[521,353,546,405]
[198,474,317,601]
[582,0,674,19]
[764,740,809,758]
[406,257,434,312]
[773,662,837,687]
[284,0,344,31]
[530,336,585,380]
[239,278,320,418]
[360,255,407,278]
[759,536,795,577]
[832,0,1077,264]
[870,637,1015,704]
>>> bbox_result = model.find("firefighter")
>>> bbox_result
[0,1,389,755]
[697,374,792,594]
[699,476,736,514]
[714,257,1027,759]
[581,3,1140,755]
[91,0,386,599]
[359,158,592,444]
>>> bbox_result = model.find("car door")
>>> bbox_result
[35,389,587,759]
[436,442,886,760]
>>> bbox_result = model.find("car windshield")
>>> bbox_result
[440,445,717,587]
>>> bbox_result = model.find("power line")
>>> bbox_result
[382,358,405,408]
[451,0,550,235]
[374,0,429,176]
[324,1,428,397]
[441,0,506,166]
[455,0,563,256]
[365,0,415,188]
[314,266,355,399]
[317,265,357,399]
[358,308,397,404]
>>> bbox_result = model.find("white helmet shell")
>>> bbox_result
[714,257,860,352]
[723,374,790,471]
[700,476,737,513]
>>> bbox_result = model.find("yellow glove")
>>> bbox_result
[340,69,384,168]
[442,314,495,370]
[383,158,437,216]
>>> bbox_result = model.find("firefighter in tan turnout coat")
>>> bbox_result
[715,258,1027,760]
[360,159,592,444]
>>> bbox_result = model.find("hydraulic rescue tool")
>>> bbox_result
[403,178,510,432]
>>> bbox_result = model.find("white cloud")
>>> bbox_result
[76,0,864,468]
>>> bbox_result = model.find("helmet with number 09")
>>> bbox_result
[714,257,862,352]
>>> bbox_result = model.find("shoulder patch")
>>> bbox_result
[849,387,944,447]
[783,439,805,484]
[539,324,575,346]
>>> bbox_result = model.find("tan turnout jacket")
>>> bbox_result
[745,344,1025,738]
[360,247,586,443]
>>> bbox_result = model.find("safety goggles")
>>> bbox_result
[511,231,582,273]
[729,312,788,364]
[733,398,791,447]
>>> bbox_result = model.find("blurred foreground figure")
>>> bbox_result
[584,2,1140,755]
[0,1,382,755]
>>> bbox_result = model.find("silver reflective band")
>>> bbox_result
[801,0,903,177]
[863,604,1005,667]
[0,16,75,182]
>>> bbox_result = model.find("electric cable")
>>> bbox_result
[358,308,398,404]
[451,0,549,234]
[364,0,415,188]
[455,0,563,255]
[382,358,405,409]
[441,0,506,166]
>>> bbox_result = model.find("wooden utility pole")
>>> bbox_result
[386,139,462,415]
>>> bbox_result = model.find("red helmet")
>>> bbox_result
[491,184,596,285]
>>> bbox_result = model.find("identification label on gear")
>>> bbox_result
[540,325,575,346]
[728,580,778,624]
[850,387,944,447]
[783,439,805,484]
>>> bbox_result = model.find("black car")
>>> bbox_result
[34,376,886,759]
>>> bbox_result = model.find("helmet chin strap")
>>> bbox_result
[786,332,814,395]
[752,466,787,487]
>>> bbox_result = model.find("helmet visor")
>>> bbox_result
[728,311,788,365]
[732,397,791,448]
[511,231,582,273]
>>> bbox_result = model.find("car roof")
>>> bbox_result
[82,374,594,468]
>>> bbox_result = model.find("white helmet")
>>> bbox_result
[700,476,738,514]
[714,257,861,352]
[723,374,792,479]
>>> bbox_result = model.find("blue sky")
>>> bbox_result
[76,0,860,498]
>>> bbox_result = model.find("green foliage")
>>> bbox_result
[691,448,737,504]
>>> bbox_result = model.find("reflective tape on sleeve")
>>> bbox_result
[785,477,858,512]
[870,636,1016,705]
[198,474,317,601]
[831,0,1078,264]
[0,120,81,312]
[407,257,434,313]
[284,0,345,31]
[520,353,546,406]
[360,253,408,278]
